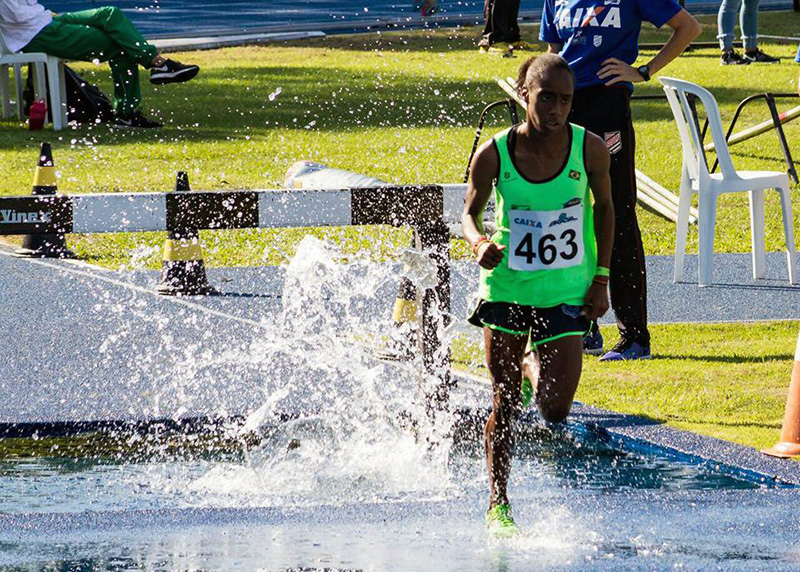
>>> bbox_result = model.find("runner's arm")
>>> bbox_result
[583,132,614,320]
[462,141,506,269]
[599,9,701,86]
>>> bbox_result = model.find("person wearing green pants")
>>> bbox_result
[0,1,199,128]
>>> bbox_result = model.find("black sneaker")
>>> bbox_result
[744,49,780,63]
[720,49,750,65]
[114,111,163,129]
[149,59,200,85]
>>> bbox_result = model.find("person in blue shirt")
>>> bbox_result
[536,0,700,361]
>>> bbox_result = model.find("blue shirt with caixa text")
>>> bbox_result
[539,0,682,90]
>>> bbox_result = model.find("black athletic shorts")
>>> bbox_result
[468,300,590,347]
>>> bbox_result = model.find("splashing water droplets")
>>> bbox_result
[183,236,457,507]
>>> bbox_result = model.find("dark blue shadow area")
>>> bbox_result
[43,1,793,38]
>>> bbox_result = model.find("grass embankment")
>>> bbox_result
[1,12,799,453]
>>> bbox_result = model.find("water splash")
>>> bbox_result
[188,235,459,507]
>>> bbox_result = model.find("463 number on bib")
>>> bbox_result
[508,205,585,271]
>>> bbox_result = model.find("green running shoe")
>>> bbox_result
[485,504,520,537]
[521,376,534,409]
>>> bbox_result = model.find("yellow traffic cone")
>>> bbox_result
[762,330,800,458]
[14,142,74,258]
[156,172,216,296]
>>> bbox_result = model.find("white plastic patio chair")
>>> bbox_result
[660,76,797,286]
[0,30,67,130]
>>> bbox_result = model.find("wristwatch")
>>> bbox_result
[637,64,651,82]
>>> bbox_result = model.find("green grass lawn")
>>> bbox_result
[2,11,800,264]
[1,12,799,454]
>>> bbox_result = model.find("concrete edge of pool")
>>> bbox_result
[567,405,800,488]
[452,372,800,488]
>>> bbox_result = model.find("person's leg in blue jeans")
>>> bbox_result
[718,0,741,52]
[740,0,778,61]
[718,0,779,64]
[740,0,760,52]
[718,0,749,64]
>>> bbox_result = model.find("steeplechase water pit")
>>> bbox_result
[1,182,800,571]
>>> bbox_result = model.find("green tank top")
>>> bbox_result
[478,123,597,307]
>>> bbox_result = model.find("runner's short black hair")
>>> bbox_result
[517,53,574,93]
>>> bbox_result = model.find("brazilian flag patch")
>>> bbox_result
[569,170,581,181]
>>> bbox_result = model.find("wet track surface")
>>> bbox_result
[1,246,798,423]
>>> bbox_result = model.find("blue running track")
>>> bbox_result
[45,1,794,38]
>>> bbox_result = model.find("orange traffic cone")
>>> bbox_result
[762,330,800,458]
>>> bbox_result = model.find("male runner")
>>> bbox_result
[462,53,614,536]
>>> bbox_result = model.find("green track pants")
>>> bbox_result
[23,6,159,117]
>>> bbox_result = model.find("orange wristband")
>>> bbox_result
[472,236,489,256]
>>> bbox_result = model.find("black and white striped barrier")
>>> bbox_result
[0,183,464,411]
[0,185,471,235]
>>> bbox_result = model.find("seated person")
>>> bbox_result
[0,0,199,128]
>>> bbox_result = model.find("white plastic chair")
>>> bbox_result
[660,76,797,286]
[0,31,67,130]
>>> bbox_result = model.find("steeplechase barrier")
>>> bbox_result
[0,159,490,413]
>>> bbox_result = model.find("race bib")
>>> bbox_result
[508,204,584,271]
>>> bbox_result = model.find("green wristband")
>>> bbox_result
[596,266,610,277]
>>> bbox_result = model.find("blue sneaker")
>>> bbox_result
[583,328,604,356]
[599,339,651,362]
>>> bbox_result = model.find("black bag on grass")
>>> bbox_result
[24,64,114,124]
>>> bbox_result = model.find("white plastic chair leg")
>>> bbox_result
[673,169,693,283]
[0,64,10,118]
[777,185,798,284]
[12,63,23,119]
[698,190,718,286]
[46,58,66,130]
[748,188,766,280]
[33,62,46,105]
